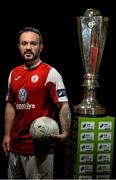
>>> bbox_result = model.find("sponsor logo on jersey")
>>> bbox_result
[16,102,35,109]
[31,74,39,83]
[57,89,67,97]
[17,88,35,109]
[18,88,27,102]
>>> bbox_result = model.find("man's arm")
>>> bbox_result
[2,102,16,156]
[56,101,72,142]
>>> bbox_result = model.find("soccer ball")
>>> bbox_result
[29,116,59,145]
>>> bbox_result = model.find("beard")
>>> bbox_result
[23,51,40,62]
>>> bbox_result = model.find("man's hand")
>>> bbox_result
[2,135,10,156]
[51,131,69,143]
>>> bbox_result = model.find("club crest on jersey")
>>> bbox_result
[18,88,27,102]
[57,89,67,97]
[31,75,39,83]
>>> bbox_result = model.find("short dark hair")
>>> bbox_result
[18,27,43,44]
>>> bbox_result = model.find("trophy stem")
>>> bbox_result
[73,74,106,116]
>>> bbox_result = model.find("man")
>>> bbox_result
[2,27,71,179]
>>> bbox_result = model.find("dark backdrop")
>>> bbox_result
[0,1,115,179]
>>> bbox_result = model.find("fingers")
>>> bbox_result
[51,133,68,142]
[3,143,10,156]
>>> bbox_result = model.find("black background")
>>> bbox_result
[0,0,115,179]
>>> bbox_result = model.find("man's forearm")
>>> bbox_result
[59,102,71,134]
[5,102,16,135]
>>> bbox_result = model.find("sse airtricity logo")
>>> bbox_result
[18,88,27,102]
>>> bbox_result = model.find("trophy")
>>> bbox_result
[73,8,109,116]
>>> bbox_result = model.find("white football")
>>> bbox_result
[29,116,59,144]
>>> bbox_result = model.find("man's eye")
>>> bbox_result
[20,41,38,46]
[20,42,27,46]
[31,42,38,45]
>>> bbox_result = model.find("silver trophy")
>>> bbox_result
[73,8,109,116]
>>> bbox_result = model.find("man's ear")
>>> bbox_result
[40,44,43,52]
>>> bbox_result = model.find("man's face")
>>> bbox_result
[19,31,43,63]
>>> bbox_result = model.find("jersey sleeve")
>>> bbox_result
[45,67,68,103]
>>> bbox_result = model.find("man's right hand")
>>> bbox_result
[2,135,10,156]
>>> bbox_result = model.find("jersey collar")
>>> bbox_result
[24,60,42,69]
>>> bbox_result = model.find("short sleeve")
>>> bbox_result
[45,68,68,103]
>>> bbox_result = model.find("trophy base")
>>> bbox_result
[73,103,106,117]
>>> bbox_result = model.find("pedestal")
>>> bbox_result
[64,116,115,179]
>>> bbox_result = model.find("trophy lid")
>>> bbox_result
[84,8,102,17]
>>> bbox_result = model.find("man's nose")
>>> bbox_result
[26,43,32,49]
